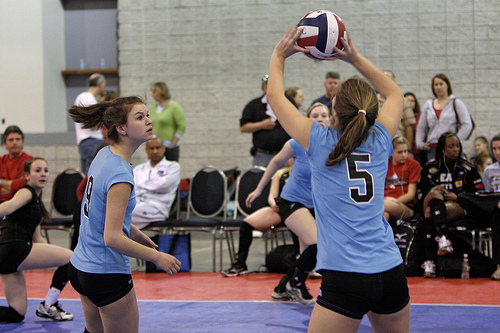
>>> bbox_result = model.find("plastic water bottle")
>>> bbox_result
[100,58,106,69]
[79,59,85,70]
[461,253,470,280]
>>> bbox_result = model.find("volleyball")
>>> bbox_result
[297,10,346,60]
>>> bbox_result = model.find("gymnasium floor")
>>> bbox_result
[1,231,499,332]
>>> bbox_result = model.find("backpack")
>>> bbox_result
[453,98,475,140]
[265,245,299,273]
[392,219,425,276]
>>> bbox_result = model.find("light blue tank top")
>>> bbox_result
[308,122,402,274]
[71,147,136,274]
[280,139,313,208]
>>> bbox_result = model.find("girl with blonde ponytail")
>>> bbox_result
[267,27,410,332]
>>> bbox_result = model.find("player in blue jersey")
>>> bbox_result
[68,96,181,333]
[246,103,331,305]
[267,28,410,332]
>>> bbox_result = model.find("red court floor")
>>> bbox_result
[2,270,499,305]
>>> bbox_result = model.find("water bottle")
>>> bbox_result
[100,58,106,69]
[79,59,85,70]
[461,253,470,280]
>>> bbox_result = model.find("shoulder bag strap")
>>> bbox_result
[168,234,180,255]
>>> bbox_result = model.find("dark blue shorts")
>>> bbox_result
[317,264,410,319]
[68,262,133,307]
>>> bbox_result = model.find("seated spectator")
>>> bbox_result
[475,152,493,180]
[471,136,490,164]
[131,136,180,229]
[419,132,484,278]
[221,160,292,277]
[383,136,421,227]
[457,134,500,280]
[0,126,33,203]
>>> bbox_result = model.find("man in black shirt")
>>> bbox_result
[240,75,290,167]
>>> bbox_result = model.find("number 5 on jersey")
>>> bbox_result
[347,154,374,204]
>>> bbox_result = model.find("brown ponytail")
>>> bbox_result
[68,96,145,142]
[325,77,378,166]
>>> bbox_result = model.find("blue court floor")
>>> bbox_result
[0,298,498,332]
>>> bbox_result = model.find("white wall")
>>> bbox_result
[43,0,67,132]
[0,1,66,134]
[117,0,500,176]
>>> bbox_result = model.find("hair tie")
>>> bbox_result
[358,109,366,115]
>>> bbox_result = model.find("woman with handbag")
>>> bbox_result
[415,74,473,161]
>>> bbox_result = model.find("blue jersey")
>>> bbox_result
[308,122,402,274]
[280,139,313,208]
[71,147,136,274]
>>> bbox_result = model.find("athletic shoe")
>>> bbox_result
[491,266,500,280]
[286,281,315,305]
[271,286,290,300]
[221,262,248,277]
[421,260,437,278]
[36,301,74,321]
[308,270,322,279]
[436,235,453,256]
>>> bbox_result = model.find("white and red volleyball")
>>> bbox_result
[297,10,346,60]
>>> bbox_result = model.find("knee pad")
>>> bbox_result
[296,245,317,272]
[0,306,25,323]
[428,198,447,232]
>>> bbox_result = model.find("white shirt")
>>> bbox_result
[133,157,181,217]
[74,92,103,144]
[483,162,500,193]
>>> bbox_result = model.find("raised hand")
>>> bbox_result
[325,31,360,64]
[273,25,309,59]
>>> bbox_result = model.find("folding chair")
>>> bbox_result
[219,166,270,270]
[42,168,84,244]
[172,166,226,272]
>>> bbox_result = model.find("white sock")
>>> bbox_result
[44,287,61,307]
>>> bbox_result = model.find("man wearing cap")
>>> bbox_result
[240,75,290,167]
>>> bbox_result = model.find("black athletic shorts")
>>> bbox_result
[68,262,133,307]
[277,197,314,222]
[0,241,32,274]
[317,264,410,320]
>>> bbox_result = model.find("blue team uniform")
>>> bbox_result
[71,147,136,274]
[307,121,402,274]
[279,139,313,208]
